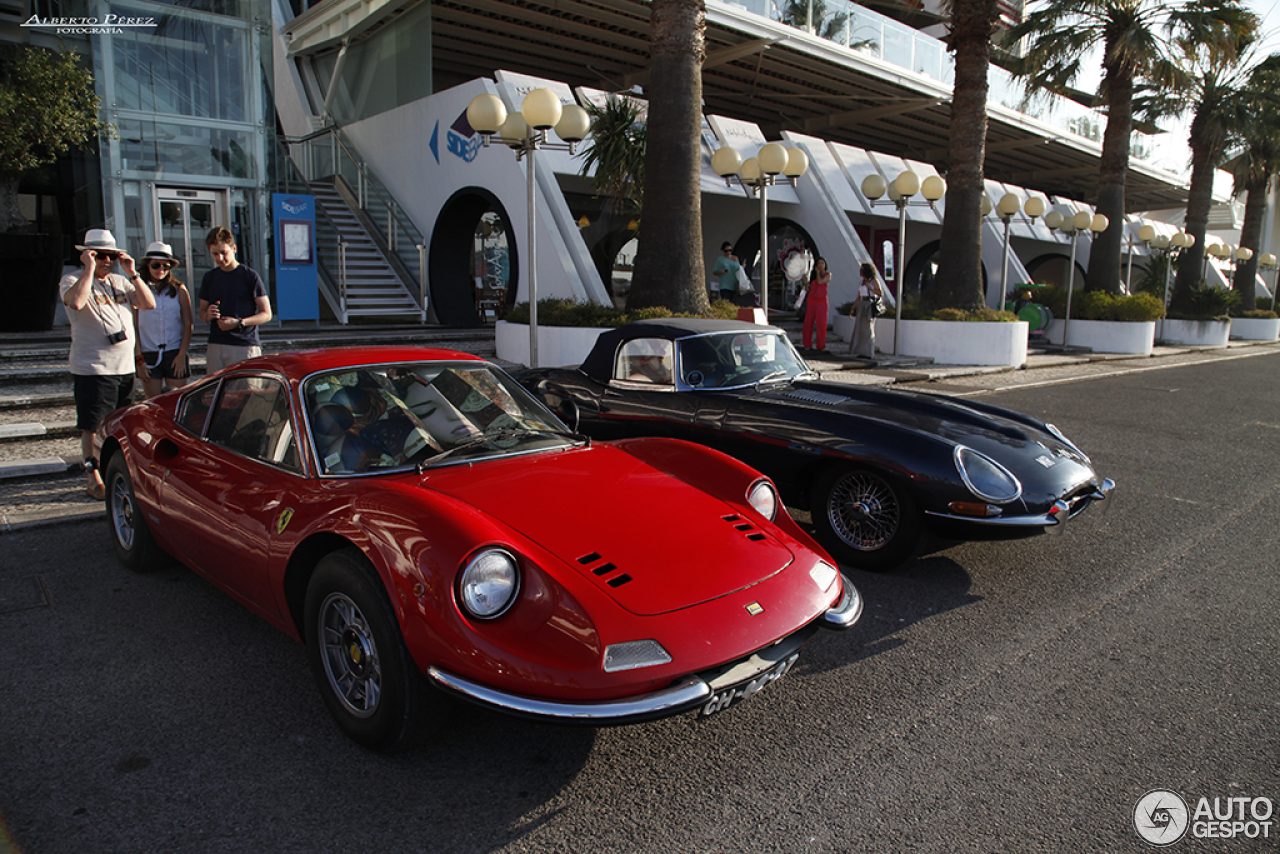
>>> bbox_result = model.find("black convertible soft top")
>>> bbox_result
[579,319,783,381]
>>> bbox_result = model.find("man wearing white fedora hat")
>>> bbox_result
[61,228,156,499]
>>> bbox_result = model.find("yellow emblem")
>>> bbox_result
[275,508,295,535]
[745,602,764,616]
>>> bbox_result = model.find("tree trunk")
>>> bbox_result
[627,0,710,314]
[1232,174,1268,309]
[1086,64,1132,295]
[1172,105,1218,308]
[929,0,997,312]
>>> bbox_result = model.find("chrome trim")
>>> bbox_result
[953,445,1023,504]
[925,477,1115,530]
[820,576,863,630]
[426,668,711,722]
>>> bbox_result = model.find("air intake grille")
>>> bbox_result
[784,389,849,405]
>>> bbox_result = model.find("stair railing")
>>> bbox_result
[285,126,429,318]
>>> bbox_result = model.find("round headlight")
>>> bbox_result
[748,480,778,521]
[458,549,520,619]
[955,446,1022,504]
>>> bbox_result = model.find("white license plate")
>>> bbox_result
[700,653,799,717]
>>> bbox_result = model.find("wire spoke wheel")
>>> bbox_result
[812,466,919,572]
[828,470,900,551]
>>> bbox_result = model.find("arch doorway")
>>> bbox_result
[430,188,518,326]
[733,218,819,310]
[1026,254,1084,291]
[904,240,988,305]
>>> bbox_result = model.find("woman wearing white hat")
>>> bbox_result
[61,228,156,499]
[132,241,193,399]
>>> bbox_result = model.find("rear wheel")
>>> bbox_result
[105,454,166,572]
[304,549,449,750]
[810,466,920,572]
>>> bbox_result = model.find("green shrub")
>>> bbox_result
[1232,308,1279,319]
[1166,285,1238,321]
[1038,286,1164,321]
[931,307,1018,322]
[503,298,734,327]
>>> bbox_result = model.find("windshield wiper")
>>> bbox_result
[754,369,790,388]
[418,427,584,471]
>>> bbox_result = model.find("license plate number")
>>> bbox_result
[700,653,799,717]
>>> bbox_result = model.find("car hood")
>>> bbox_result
[421,444,796,617]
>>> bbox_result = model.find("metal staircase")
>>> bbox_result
[284,127,429,323]
[310,178,425,320]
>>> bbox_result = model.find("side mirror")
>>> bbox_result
[557,397,580,433]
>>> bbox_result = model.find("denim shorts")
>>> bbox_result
[141,349,190,380]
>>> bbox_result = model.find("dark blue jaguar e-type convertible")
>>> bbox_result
[521,318,1114,571]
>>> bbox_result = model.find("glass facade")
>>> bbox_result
[89,0,273,289]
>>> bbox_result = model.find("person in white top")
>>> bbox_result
[133,241,194,399]
[60,228,156,499]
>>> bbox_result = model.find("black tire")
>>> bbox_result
[105,454,166,572]
[810,465,921,572]
[304,549,449,751]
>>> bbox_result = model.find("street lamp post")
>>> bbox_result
[995,193,1046,307]
[858,170,946,355]
[712,142,810,315]
[1045,209,1107,347]
[466,88,591,368]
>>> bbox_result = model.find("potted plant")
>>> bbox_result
[1159,284,1236,347]
[1228,298,1280,341]
[1038,287,1165,355]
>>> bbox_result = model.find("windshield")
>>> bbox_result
[676,330,812,389]
[303,361,575,475]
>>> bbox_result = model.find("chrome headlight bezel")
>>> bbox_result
[747,479,778,521]
[954,446,1022,504]
[457,548,521,620]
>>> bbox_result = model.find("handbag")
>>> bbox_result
[736,266,753,294]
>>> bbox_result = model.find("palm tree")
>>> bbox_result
[1227,59,1280,310]
[1007,0,1255,296]
[929,0,1001,311]
[626,0,710,313]
[779,0,852,44]
[578,96,647,292]
[1167,31,1268,311]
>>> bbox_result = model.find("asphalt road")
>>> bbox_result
[1,352,1277,854]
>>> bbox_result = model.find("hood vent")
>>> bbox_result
[577,552,633,588]
[721,514,769,542]
[784,389,849,406]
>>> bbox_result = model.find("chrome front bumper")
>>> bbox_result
[925,478,1115,533]
[426,577,862,724]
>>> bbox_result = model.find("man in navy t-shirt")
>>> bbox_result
[198,226,272,373]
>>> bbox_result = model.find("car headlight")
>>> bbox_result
[954,446,1022,504]
[458,548,520,619]
[747,480,778,521]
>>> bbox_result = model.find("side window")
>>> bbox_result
[207,377,301,472]
[177,384,217,435]
[614,339,674,385]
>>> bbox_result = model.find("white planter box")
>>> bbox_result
[832,314,854,344]
[495,321,609,368]
[1156,318,1231,347]
[1229,317,1280,341]
[1045,319,1155,355]
[874,318,1028,367]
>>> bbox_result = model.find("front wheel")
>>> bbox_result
[810,466,921,572]
[105,453,166,572]
[304,549,449,750]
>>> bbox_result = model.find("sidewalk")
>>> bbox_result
[3,333,1278,534]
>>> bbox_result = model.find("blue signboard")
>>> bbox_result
[272,193,319,320]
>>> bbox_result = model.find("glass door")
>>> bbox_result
[154,187,227,290]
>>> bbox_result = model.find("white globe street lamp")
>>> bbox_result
[466,87,592,367]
